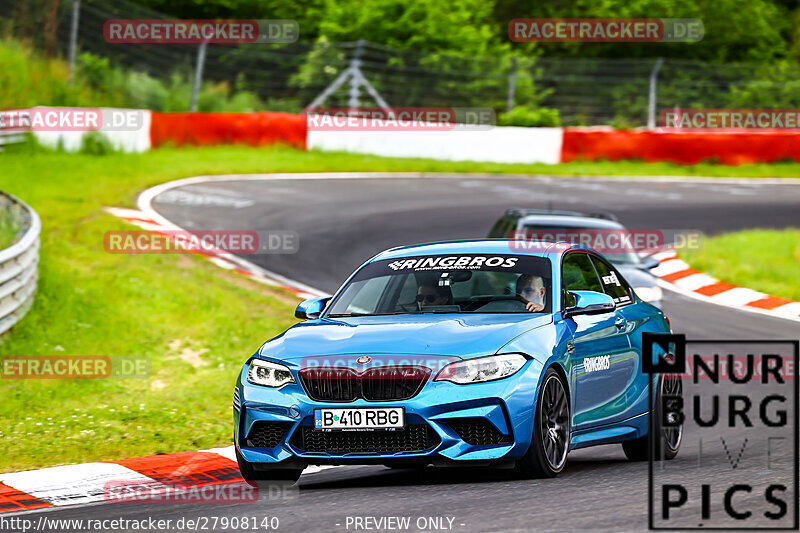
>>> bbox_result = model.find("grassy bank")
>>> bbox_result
[1,144,798,473]
[679,229,800,301]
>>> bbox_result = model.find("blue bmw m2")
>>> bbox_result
[233,240,682,482]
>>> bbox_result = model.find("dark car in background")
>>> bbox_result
[488,209,663,307]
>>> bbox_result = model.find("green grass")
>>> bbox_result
[1,144,799,474]
[679,229,800,301]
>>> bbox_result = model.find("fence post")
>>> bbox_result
[190,40,208,112]
[67,0,81,84]
[647,57,664,129]
[348,40,365,112]
[506,56,517,114]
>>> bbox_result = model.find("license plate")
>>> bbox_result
[314,407,405,431]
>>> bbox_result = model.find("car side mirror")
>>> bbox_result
[563,290,615,319]
[295,297,331,319]
[640,256,660,270]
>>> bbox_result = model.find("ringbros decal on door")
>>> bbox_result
[584,355,611,373]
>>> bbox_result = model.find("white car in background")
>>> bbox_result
[488,209,663,307]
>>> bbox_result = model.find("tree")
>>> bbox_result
[494,0,792,62]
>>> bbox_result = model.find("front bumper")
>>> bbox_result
[234,358,544,468]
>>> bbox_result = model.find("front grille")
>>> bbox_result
[292,424,439,454]
[245,421,293,448]
[448,418,512,446]
[361,366,431,401]
[299,368,359,401]
[299,366,430,402]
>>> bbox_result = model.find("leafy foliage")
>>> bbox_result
[0,39,268,112]
[130,0,800,63]
[498,106,561,127]
[6,0,800,122]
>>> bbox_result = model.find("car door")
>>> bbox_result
[588,254,642,418]
[590,254,663,418]
[562,252,633,431]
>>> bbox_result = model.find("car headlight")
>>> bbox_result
[634,286,663,303]
[247,359,295,387]
[434,353,528,384]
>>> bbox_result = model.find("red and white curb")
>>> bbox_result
[652,249,800,322]
[0,447,335,514]
[104,206,325,301]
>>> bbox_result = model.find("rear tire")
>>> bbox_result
[236,447,303,484]
[516,368,571,478]
[623,373,682,461]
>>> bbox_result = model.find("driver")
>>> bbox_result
[416,283,453,310]
[517,274,546,312]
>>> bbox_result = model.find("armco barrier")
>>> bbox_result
[0,128,26,153]
[0,192,40,335]
[150,111,307,149]
[561,127,800,165]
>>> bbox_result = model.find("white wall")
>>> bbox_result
[307,126,564,164]
[32,108,152,153]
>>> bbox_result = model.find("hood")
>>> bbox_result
[258,313,553,362]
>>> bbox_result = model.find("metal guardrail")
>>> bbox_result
[0,130,27,152]
[0,192,40,335]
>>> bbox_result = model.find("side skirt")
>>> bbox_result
[569,411,648,450]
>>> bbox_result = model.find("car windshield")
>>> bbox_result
[325,254,552,316]
[520,224,641,265]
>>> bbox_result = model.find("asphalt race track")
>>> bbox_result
[21,175,800,531]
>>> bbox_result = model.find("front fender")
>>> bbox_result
[497,318,574,435]
[498,319,571,375]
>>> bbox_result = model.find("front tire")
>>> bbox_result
[236,447,303,484]
[622,373,682,461]
[516,368,571,478]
